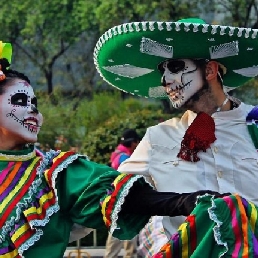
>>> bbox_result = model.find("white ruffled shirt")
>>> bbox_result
[118,101,257,253]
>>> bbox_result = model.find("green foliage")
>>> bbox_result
[231,78,258,105]
[37,89,169,149]
[213,0,258,27]
[76,0,200,32]
[81,109,173,165]
[0,0,93,93]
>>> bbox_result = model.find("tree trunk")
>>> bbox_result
[45,70,53,94]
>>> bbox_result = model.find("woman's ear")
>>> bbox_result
[205,61,220,81]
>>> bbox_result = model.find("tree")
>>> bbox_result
[195,0,258,27]
[76,0,201,33]
[0,0,93,93]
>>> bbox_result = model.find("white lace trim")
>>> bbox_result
[110,175,154,234]
[0,150,84,256]
[18,151,83,255]
[207,196,228,257]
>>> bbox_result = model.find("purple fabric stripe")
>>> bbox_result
[0,242,15,255]
[0,160,31,202]
[242,197,249,213]
[172,232,180,258]
[31,187,51,209]
[239,197,258,256]
[252,234,258,256]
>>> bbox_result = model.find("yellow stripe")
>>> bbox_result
[235,194,249,256]
[113,174,126,187]
[0,150,35,162]
[44,152,67,183]
[249,201,257,232]
[0,249,18,258]
[178,222,189,258]
[53,152,66,163]
[44,168,50,184]
[0,157,40,213]
[101,195,111,225]
[23,191,54,216]
[11,223,30,243]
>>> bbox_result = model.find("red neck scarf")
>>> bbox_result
[177,112,216,162]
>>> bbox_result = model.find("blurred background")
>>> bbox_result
[1,0,258,255]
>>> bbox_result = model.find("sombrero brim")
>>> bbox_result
[94,20,258,99]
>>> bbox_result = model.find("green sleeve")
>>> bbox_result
[56,156,152,240]
[57,157,119,230]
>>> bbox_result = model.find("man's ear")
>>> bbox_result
[205,61,219,81]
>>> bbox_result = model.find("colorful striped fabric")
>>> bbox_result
[101,173,135,228]
[101,173,152,241]
[0,150,77,258]
[154,194,258,258]
[138,216,168,258]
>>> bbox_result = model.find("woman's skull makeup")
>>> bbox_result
[0,79,43,144]
[159,59,204,108]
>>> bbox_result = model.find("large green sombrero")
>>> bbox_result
[94,18,258,99]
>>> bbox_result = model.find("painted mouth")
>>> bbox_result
[23,117,39,127]
[23,117,41,132]
[166,81,192,97]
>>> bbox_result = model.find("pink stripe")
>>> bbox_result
[224,197,242,256]
[0,162,14,184]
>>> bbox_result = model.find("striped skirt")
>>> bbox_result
[154,194,258,258]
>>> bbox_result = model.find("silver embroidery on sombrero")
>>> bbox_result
[140,37,173,58]
[233,66,258,77]
[149,86,167,98]
[103,64,154,78]
[209,41,239,59]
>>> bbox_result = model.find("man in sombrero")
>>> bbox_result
[94,17,258,257]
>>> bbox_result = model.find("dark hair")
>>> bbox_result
[120,128,140,147]
[0,58,30,94]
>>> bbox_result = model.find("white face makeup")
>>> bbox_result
[0,79,43,145]
[160,59,204,108]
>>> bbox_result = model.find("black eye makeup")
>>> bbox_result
[158,60,186,74]
[11,93,28,106]
[31,97,38,108]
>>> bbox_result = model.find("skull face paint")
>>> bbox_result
[0,79,43,144]
[159,59,204,108]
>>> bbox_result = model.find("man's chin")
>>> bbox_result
[169,99,188,111]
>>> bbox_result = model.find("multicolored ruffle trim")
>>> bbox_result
[0,150,78,258]
[154,194,258,258]
[101,173,152,240]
